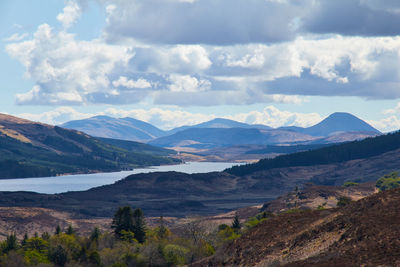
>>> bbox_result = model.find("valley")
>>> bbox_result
[0,112,399,266]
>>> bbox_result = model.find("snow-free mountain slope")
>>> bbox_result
[0,113,177,178]
[281,112,380,137]
[166,118,271,135]
[61,115,166,142]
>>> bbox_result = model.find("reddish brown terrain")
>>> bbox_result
[0,207,111,240]
[199,188,400,266]
[263,182,376,213]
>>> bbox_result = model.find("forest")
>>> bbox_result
[227,130,400,176]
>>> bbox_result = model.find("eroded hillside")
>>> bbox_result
[200,188,400,266]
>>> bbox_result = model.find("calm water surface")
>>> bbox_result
[0,162,241,194]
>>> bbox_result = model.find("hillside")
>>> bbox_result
[0,113,178,179]
[96,137,176,157]
[262,182,376,213]
[201,187,400,266]
[226,130,400,176]
[62,115,165,142]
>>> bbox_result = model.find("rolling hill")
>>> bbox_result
[61,115,166,142]
[0,113,179,179]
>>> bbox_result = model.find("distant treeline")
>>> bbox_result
[226,131,400,176]
[246,144,330,155]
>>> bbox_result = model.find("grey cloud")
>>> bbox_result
[303,0,400,36]
[104,0,305,45]
[266,68,400,99]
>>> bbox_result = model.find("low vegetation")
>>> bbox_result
[376,171,400,191]
[343,181,359,187]
[0,205,281,267]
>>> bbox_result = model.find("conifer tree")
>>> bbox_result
[232,213,241,232]
[133,208,146,243]
[66,224,75,235]
[111,206,134,238]
[55,225,61,235]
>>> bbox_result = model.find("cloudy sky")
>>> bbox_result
[2,0,400,131]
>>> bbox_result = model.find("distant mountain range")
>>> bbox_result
[148,128,317,148]
[62,112,381,149]
[0,113,178,179]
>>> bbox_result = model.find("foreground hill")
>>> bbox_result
[201,187,400,266]
[62,115,166,142]
[0,113,178,178]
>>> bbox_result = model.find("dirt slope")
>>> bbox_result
[0,207,110,240]
[263,182,376,213]
[200,188,400,266]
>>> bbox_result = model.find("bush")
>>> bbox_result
[49,245,68,266]
[337,196,352,207]
[344,181,359,187]
[376,172,400,191]
[163,244,189,266]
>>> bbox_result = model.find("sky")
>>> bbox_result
[2,0,400,132]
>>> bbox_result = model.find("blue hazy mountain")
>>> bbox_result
[279,112,380,136]
[61,115,166,142]
[167,118,271,135]
[63,113,380,146]
[149,128,317,148]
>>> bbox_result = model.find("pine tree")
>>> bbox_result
[90,227,101,243]
[3,233,18,253]
[21,233,28,246]
[66,225,75,235]
[111,206,134,238]
[133,208,146,243]
[41,232,50,240]
[55,225,61,235]
[231,213,241,232]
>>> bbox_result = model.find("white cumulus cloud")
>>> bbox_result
[57,0,82,29]
[112,76,152,89]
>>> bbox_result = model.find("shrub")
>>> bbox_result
[344,181,359,187]
[376,172,400,191]
[337,196,352,207]
[163,244,189,266]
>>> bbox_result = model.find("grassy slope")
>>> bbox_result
[96,137,177,157]
[0,124,179,179]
